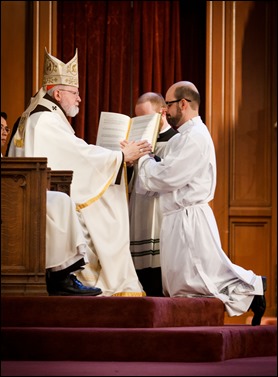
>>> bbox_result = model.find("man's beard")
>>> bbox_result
[65,105,79,118]
[167,116,176,128]
[167,109,182,129]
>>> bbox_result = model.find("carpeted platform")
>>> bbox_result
[1,324,276,362]
[1,357,277,376]
[1,296,277,363]
[1,296,225,327]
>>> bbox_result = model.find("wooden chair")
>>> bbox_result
[1,157,73,296]
[49,169,73,196]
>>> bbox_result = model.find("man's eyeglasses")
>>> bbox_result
[59,89,80,97]
[1,125,10,134]
[165,98,192,106]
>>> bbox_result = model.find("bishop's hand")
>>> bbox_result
[121,140,152,164]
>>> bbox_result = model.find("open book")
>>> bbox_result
[96,112,161,151]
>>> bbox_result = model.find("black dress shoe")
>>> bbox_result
[250,276,267,326]
[47,274,102,296]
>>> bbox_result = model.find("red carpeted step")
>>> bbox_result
[1,325,276,362]
[1,296,225,327]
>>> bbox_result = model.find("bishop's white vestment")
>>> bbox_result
[9,91,144,297]
[46,190,89,270]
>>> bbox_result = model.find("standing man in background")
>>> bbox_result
[128,92,177,296]
[8,48,152,297]
[136,81,266,325]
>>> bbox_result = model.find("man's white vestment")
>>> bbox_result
[137,116,263,316]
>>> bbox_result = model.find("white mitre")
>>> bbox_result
[43,47,79,88]
[13,48,79,148]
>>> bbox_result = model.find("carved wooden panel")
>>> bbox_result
[1,157,48,296]
[230,217,272,297]
[206,1,276,323]
[50,170,73,196]
[230,1,272,207]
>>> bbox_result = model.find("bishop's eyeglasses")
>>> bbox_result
[59,89,80,97]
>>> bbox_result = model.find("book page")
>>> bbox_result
[127,113,161,151]
[96,112,131,150]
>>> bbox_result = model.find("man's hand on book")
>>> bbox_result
[121,140,152,164]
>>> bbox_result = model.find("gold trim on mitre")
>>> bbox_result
[43,47,79,88]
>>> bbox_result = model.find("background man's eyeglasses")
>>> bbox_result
[1,126,10,133]
[59,89,80,97]
[165,98,192,106]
